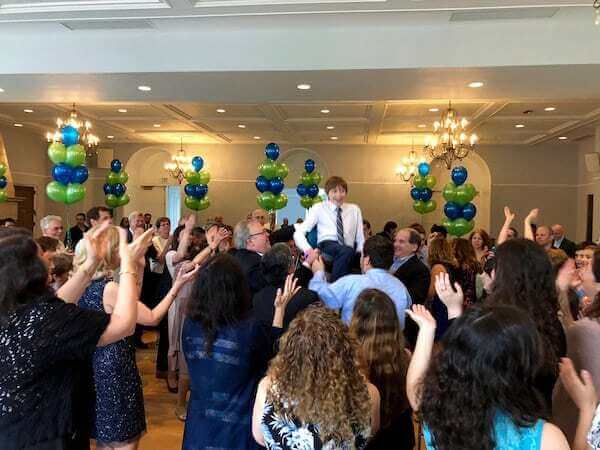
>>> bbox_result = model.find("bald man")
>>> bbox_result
[552,224,576,257]
[535,225,554,251]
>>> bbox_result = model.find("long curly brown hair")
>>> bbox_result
[266,306,371,445]
[349,289,409,428]
[452,238,481,273]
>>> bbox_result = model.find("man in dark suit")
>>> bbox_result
[552,223,576,258]
[228,219,271,296]
[376,221,398,242]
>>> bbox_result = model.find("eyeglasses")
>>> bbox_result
[248,229,267,239]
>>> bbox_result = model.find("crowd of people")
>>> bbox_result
[0,175,599,450]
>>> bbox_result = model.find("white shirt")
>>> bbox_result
[293,200,365,253]
[150,236,169,273]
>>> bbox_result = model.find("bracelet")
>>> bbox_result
[121,270,139,279]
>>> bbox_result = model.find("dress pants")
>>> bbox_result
[318,240,355,282]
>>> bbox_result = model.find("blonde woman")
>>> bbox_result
[75,224,199,450]
[252,306,380,449]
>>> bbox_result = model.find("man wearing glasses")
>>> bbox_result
[230,220,271,295]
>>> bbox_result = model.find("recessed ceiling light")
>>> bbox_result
[429,108,439,112]
[515,124,525,128]
[297,84,311,90]
[468,81,484,88]
[238,124,246,128]
[330,136,338,140]
[253,136,261,140]
[0,88,4,93]
[544,107,556,112]
[107,135,114,139]
[13,123,22,127]
[118,108,128,113]
[326,125,335,130]
[558,136,568,140]
[417,124,427,128]
[23,109,33,113]
[153,124,161,128]
[137,85,151,92]
[216,108,226,113]
[320,109,330,114]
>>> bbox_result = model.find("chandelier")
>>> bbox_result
[424,102,478,169]
[395,139,423,182]
[164,138,192,184]
[46,104,99,152]
[595,0,600,25]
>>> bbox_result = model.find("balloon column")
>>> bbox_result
[184,156,211,211]
[103,159,130,208]
[255,143,289,211]
[442,166,477,236]
[46,131,88,204]
[297,159,322,209]
[410,162,437,214]
[0,162,7,203]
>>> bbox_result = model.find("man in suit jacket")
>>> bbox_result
[552,224,576,258]
[228,219,271,296]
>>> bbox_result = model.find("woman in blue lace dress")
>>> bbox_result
[405,300,570,450]
[252,306,380,450]
[76,225,199,450]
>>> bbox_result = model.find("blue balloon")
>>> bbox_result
[451,166,468,186]
[255,176,270,193]
[420,188,433,202]
[444,202,462,220]
[113,183,126,197]
[184,184,194,197]
[265,142,280,161]
[296,183,307,197]
[193,184,208,199]
[269,177,284,195]
[305,159,315,174]
[307,184,319,198]
[418,162,430,177]
[462,203,477,221]
[72,165,89,184]
[410,187,422,201]
[52,163,73,185]
[192,156,204,172]
[103,183,112,195]
[61,125,79,147]
[0,176,6,189]
[110,159,122,173]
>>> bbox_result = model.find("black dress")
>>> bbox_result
[252,286,319,331]
[0,295,109,450]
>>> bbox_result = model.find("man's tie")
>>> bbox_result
[336,206,344,245]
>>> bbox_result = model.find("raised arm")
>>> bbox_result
[191,227,230,266]
[293,204,320,254]
[497,206,516,246]
[523,208,539,241]
[173,214,195,265]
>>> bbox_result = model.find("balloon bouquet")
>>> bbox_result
[442,166,478,236]
[0,162,8,204]
[184,156,211,211]
[46,126,89,204]
[296,159,323,209]
[410,162,437,214]
[103,159,130,208]
[255,143,289,211]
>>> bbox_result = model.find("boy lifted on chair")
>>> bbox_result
[293,176,365,281]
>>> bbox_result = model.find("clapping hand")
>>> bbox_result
[119,227,154,270]
[556,259,577,292]
[274,274,300,309]
[405,304,436,333]
[310,254,325,274]
[82,221,112,271]
[208,227,231,251]
[504,206,515,223]
[434,272,464,319]
[174,263,200,289]
[559,357,598,413]
[525,208,539,223]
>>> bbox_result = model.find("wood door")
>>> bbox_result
[14,185,35,231]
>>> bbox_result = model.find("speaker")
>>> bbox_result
[97,148,114,169]
[585,153,600,173]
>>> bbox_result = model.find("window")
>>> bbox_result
[166,185,181,233]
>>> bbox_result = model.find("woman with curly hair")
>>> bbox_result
[252,306,380,449]
[349,289,413,450]
[406,303,569,450]
[451,238,480,308]
[487,238,567,410]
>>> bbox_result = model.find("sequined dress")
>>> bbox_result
[78,279,146,444]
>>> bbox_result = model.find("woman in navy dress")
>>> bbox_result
[182,254,297,450]
[75,225,199,449]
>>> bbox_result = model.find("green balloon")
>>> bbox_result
[442,182,457,202]
[46,181,67,203]
[413,175,427,189]
[311,196,323,205]
[106,171,120,185]
[413,200,425,214]
[0,189,7,203]
[65,183,85,205]
[118,194,130,206]
[185,170,201,185]
[257,191,275,210]
[259,160,278,180]
[423,199,437,214]
[450,218,474,237]
[455,184,475,206]
[65,144,86,168]
[425,175,437,189]
[105,194,119,208]
[198,197,210,211]
[300,172,313,187]
[118,171,129,184]
[300,195,313,209]
[47,143,67,164]
[275,163,289,179]
[463,183,476,199]
[198,170,211,185]
[311,172,322,186]
[185,195,202,211]
[442,217,452,230]
[0,163,6,177]
[273,193,288,210]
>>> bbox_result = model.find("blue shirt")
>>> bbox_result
[389,254,413,273]
[309,268,412,328]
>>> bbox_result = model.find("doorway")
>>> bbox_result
[14,185,35,231]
